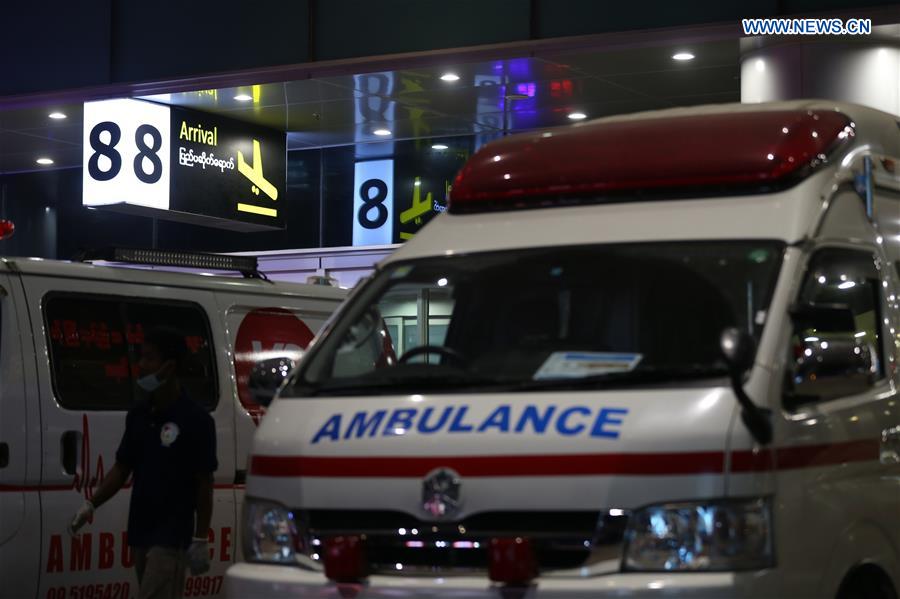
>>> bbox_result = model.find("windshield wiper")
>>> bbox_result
[508,365,730,391]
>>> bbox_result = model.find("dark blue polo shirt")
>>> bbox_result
[116,392,217,549]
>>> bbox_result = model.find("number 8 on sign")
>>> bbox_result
[352,159,394,246]
[358,179,389,229]
[87,122,122,182]
[82,99,171,211]
[134,124,163,184]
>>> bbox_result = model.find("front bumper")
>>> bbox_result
[225,563,778,598]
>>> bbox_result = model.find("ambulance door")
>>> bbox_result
[23,275,235,599]
[215,291,341,561]
[0,271,41,599]
[777,243,900,593]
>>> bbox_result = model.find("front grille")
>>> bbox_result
[296,509,628,576]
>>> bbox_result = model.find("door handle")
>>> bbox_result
[0,442,8,468]
[881,425,900,465]
[61,431,81,475]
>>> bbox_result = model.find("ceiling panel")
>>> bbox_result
[145,79,360,113]
[321,58,584,98]
[287,113,495,149]
[604,64,740,100]
[547,39,741,78]
[478,97,674,132]
[0,103,83,132]
[1,37,744,173]
[0,131,81,173]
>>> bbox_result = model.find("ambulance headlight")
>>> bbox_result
[243,498,301,564]
[623,498,773,571]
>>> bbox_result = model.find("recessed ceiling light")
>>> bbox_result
[234,94,253,102]
[36,157,54,165]
[48,112,67,120]
[431,144,449,150]
[373,128,392,136]
[568,112,587,121]
[440,73,460,82]
[672,52,695,61]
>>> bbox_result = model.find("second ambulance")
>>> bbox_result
[227,100,900,598]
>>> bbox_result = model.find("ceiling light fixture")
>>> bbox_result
[36,157,54,165]
[373,128,392,136]
[48,112,67,120]
[672,52,695,61]
[234,94,253,102]
[440,73,460,82]
[568,112,587,121]
[431,144,449,150]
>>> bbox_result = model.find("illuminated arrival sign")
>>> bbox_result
[82,98,286,231]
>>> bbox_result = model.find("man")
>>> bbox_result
[69,327,217,599]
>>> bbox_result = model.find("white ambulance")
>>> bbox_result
[226,99,900,598]
[0,249,347,599]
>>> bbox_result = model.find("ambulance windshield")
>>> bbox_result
[291,241,785,395]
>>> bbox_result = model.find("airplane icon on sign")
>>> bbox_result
[237,139,278,201]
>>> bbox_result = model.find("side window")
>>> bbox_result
[787,248,885,402]
[45,294,217,410]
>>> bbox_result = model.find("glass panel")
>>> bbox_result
[45,294,217,410]
[403,322,419,356]
[429,320,450,347]
[295,241,785,395]
[125,302,218,410]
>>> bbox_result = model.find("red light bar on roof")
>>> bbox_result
[449,110,854,212]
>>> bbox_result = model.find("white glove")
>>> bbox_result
[188,537,210,575]
[67,500,94,536]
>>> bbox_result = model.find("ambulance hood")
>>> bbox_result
[247,387,738,516]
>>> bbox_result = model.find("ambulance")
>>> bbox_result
[0,248,347,599]
[227,100,900,599]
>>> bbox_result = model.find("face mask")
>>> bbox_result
[137,373,164,393]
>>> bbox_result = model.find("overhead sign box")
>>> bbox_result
[82,98,286,231]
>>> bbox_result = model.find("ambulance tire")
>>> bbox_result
[836,565,898,599]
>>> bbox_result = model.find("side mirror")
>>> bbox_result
[720,327,772,445]
[248,356,297,407]
[789,303,856,333]
[720,327,756,376]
